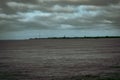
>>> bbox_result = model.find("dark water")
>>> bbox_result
[0,38,120,80]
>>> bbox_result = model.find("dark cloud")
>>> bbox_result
[0,0,120,13]
[40,0,120,6]
[0,0,120,39]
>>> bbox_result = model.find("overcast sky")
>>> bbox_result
[0,0,120,39]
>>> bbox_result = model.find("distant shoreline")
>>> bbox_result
[29,36,120,40]
[0,36,120,41]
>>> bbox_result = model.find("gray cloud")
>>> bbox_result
[0,0,119,13]
[37,0,120,6]
[0,0,120,39]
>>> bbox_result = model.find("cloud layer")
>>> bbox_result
[0,0,120,39]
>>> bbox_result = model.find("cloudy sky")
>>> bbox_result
[0,0,120,39]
